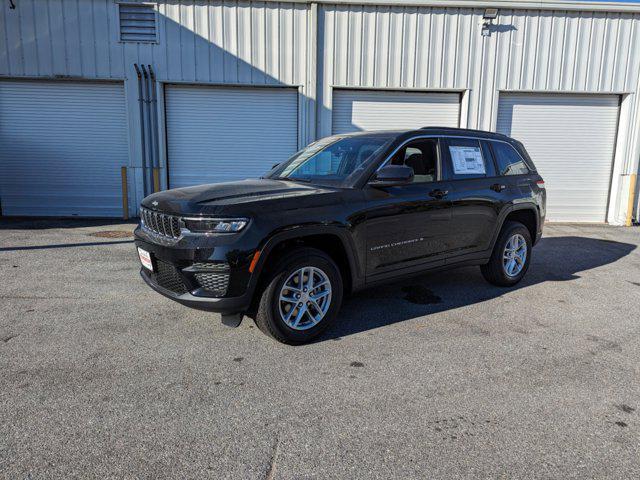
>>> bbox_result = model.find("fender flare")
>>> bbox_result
[489,203,540,251]
[249,224,363,293]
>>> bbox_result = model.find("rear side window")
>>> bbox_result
[492,141,529,176]
[442,137,495,179]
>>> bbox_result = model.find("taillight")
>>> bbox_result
[536,180,545,188]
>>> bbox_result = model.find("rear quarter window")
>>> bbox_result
[491,141,530,176]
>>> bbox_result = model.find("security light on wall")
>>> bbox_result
[483,9,499,20]
[482,9,499,36]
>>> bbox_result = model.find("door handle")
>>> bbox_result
[490,183,506,192]
[429,189,449,199]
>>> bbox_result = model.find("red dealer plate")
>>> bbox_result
[137,247,153,271]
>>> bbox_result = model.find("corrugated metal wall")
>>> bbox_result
[319,6,640,151]
[317,4,640,222]
[0,0,313,210]
[1,0,640,222]
[0,0,310,84]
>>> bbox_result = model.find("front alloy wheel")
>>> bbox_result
[255,247,343,344]
[278,267,332,330]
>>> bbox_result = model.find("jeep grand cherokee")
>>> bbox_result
[135,127,546,344]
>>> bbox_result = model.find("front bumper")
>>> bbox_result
[134,225,258,314]
[139,267,253,314]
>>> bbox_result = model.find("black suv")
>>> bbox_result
[135,128,546,344]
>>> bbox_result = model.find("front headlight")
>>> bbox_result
[182,217,249,234]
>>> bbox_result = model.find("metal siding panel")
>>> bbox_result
[209,1,224,82]
[428,8,445,88]
[497,93,620,223]
[0,80,128,217]
[223,2,238,83]
[251,2,266,84]
[586,12,606,90]
[78,0,98,77]
[19,0,39,75]
[106,0,124,78]
[333,5,349,86]
[613,14,633,91]
[63,0,83,75]
[0,5,9,74]
[441,9,457,88]
[387,7,403,88]
[164,2,183,80]
[534,12,552,90]
[165,85,298,187]
[92,0,111,77]
[293,4,307,86]
[332,89,460,134]
[401,7,417,88]
[546,12,566,90]
[561,12,579,90]
[264,2,279,83]
[179,1,196,82]
[374,6,390,87]
[237,1,253,84]
[194,0,211,82]
[347,7,363,86]
[573,13,592,91]
[601,13,621,91]
[5,3,24,75]
[279,4,294,85]
[360,6,375,86]
[413,8,431,87]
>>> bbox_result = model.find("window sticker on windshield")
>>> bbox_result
[449,146,485,175]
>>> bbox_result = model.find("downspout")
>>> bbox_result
[148,65,161,191]
[133,63,148,196]
[140,64,154,194]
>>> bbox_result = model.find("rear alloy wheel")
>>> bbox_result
[480,221,532,287]
[255,248,343,344]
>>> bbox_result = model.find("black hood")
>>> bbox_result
[141,179,343,216]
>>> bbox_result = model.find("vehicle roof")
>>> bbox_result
[338,127,514,141]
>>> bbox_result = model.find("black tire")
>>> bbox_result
[255,247,343,345]
[480,221,532,287]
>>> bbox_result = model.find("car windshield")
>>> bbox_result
[268,134,394,187]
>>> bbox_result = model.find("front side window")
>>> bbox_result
[271,134,393,187]
[492,141,529,176]
[389,139,438,183]
[443,138,493,179]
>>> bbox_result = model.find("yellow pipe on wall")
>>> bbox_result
[153,168,160,193]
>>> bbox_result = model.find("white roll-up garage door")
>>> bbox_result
[0,80,128,217]
[165,85,298,189]
[497,94,620,223]
[332,89,460,134]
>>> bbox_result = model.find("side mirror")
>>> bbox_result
[368,165,414,187]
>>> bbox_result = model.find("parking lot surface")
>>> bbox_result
[1,219,640,479]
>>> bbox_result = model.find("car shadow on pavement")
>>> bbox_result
[317,236,636,342]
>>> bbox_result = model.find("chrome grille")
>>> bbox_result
[140,207,181,239]
[194,272,229,296]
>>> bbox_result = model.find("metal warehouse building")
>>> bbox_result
[1,0,640,224]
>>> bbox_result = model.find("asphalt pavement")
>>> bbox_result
[1,219,639,479]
